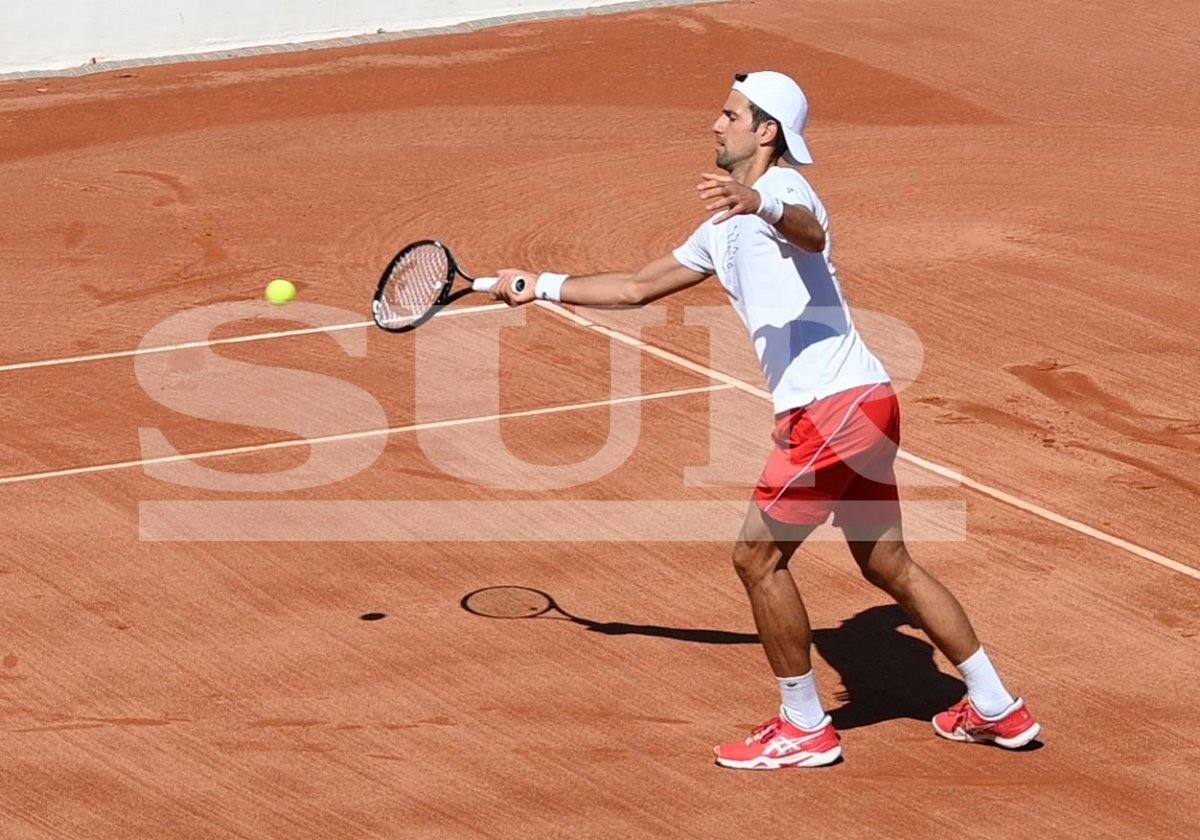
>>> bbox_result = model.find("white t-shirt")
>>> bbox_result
[672,166,890,414]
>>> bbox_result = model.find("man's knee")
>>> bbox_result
[731,538,782,587]
[860,541,916,595]
[734,503,809,587]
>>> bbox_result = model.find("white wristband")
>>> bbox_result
[534,272,569,302]
[755,190,784,225]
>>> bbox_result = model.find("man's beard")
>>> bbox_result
[715,147,736,172]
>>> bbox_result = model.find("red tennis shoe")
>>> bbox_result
[714,710,842,770]
[932,697,1041,749]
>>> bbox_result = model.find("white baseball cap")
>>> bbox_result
[731,71,813,165]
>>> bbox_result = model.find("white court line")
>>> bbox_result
[534,300,1200,582]
[0,383,731,486]
[0,302,509,373]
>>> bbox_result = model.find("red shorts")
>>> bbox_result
[755,382,902,528]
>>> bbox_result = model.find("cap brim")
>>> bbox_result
[781,125,813,165]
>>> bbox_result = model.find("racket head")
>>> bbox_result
[371,240,463,333]
[460,586,564,620]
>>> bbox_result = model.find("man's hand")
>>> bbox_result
[697,172,761,224]
[489,268,537,306]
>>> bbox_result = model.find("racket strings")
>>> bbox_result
[375,244,451,328]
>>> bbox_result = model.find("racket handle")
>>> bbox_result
[471,276,526,293]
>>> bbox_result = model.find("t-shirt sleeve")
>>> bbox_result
[759,171,817,213]
[672,221,714,274]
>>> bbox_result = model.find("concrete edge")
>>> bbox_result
[0,0,722,82]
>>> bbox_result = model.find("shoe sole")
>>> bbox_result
[932,719,1042,750]
[714,745,843,770]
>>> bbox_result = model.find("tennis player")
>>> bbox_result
[489,71,1041,769]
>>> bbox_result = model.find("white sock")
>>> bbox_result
[777,671,826,730]
[956,647,1016,718]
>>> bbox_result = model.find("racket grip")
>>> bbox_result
[471,276,526,293]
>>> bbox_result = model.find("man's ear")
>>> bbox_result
[758,120,780,146]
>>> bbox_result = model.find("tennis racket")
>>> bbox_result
[371,239,526,333]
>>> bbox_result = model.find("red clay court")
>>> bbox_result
[1,1,1198,837]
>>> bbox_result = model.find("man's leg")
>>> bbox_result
[712,503,842,769]
[844,521,1041,747]
[731,501,816,677]
[843,521,979,665]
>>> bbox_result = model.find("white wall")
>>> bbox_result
[0,0,629,74]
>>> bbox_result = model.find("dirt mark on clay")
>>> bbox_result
[1006,361,1198,453]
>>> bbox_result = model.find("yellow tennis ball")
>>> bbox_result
[265,278,297,305]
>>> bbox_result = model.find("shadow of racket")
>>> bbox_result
[460,586,757,645]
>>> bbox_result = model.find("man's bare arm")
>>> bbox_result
[772,202,826,253]
[561,254,709,306]
[697,172,826,253]
[490,254,708,307]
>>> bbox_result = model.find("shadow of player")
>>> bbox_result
[582,604,964,730]
[811,604,966,730]
[463,586,970,731]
